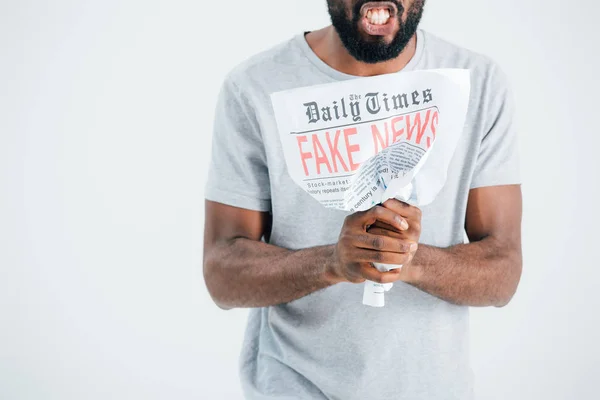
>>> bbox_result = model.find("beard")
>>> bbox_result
[327,0,425,64]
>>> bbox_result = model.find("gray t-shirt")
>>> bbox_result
[205,29,520,400]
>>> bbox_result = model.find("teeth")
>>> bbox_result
[366,8,390,25]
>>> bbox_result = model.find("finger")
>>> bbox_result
[382,199,422,220]
[359,264,403,284]
[371,220,404,232]
[368,226,421,243]
[366,227,404,239]
[360,205,406,232]
[351,233,413,253]
[352,248,414,265]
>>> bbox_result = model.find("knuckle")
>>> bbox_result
[339,234,355,251]
[397,241,409,252]
[372,236,385,250]
[373,252,385,263]
[372,206,384,217]
[384,198,401,208]
[356,234,369,245]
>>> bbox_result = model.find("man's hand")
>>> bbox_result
[366,199,423,282]
[376,186,523,307]
[328,201,421,285]
[204,199,425,309]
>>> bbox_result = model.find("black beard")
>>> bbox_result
[327,0,424,64]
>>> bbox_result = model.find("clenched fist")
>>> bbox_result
[328,199,423,285]
[368,199,422,278]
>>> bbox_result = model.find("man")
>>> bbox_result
[203,0,522,398]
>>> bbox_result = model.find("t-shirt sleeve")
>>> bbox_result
[204,75,271,211]
[470,64,521,189]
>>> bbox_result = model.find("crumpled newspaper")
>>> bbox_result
[271,69,471,307]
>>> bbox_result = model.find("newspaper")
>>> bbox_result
[271,69,471,306]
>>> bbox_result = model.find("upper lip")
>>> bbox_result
[359,1,399,17]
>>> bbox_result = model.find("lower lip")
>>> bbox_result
[360,17,398,36]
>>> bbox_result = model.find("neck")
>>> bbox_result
[305,26,417,77]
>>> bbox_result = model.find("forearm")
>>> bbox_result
[406,237,522,307]
[204,238,338,309]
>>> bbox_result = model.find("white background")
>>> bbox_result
[1,0,598,399]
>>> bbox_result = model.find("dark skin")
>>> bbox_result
[204,0,522,310]
[204,185,522,309]
[310,0,419,76]
[305,25,417,77]
[369,186,522,306]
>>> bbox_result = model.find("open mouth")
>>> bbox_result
[360,1,398,26]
